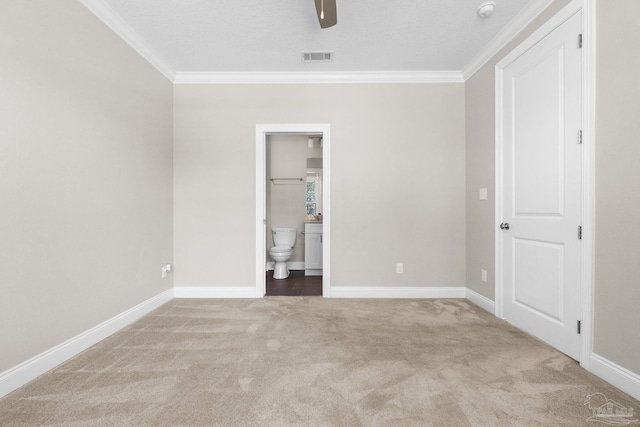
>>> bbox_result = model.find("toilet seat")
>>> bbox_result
[270,245,292,254]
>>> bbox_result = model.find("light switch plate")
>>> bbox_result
[479,188,488,200]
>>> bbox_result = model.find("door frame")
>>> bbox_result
[255,124,331,298]
[494,0,594,367]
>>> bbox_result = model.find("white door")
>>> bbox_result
[497,11,583,360]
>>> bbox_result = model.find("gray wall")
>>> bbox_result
[465,0,571,300]
[465,0,640,378]
[593,0,640,374]
[8,0,638,395]
[0,1,174,372]
[174,84,466,288]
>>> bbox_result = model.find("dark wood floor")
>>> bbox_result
[266,270,322,296]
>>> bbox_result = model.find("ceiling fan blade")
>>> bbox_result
[314,0,337,28]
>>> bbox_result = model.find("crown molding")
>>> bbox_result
[80,0,551,84]
[174,71,464,84]
[462,0,555,80]
[79,0,176,82]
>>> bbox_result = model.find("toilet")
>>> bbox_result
[270,227,297,279]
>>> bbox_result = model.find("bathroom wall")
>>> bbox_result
[174,83,466,288]
[267,135,322,265]
[0,0,174,372]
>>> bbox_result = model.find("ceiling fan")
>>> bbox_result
[314,0,337,28]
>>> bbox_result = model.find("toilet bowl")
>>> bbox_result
[270,246,294,279]
[270,227,297,279]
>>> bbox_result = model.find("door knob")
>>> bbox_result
[500,222,510,230]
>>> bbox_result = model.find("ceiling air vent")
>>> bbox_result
[301,52,333,63]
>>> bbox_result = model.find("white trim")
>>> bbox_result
[175,71,464,85]
[290,262,305,271]
[495,0,592,366]
[173,287,257,299]
[0,289,174,399]
[590,353,640,401]
[465,288,496,314]
[77,0,559,85]
[256,124,331,299]
[327,286,466,299]
[78,0,563,85]
[3,285,638,403]
[256,128,267,297]
[579,0,595,372]
[495,1,585,68]
[79,0,176,82]
[321,129,331,299]
[462,0,555,80]
[266,261,305,271]
[494,60,506,320]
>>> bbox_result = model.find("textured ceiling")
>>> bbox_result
[95,0,536,75]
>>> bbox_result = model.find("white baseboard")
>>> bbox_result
[0,288,174,399]
[174,286,258,298]
[6,284,638,406]
[590,353,640,401]
[305,269,322,276]
[266,261,305,271]
[465,288,496,314]
[326,286,466,299]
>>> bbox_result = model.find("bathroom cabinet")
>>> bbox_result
[304,223,323,276]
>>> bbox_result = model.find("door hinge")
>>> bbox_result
[578,226,582,240]
[577,320,582,334]
[579,34,583,48]
[578,130,583,144]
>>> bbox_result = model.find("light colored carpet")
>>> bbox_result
[0,298,637,426]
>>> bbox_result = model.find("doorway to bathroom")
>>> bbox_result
[255,124,330,297]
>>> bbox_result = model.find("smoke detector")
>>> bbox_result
[478,1,496,18]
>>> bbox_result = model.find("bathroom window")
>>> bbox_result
[306,171,322,216]
[306,181,317,215]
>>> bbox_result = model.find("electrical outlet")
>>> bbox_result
[481,269,487,283]
[396,263,404,274]
[479,188,488,200]
[162,264,172,279]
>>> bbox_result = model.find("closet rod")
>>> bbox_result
[270,178,303,182]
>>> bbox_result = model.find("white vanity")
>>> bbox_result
[304,222,323,276]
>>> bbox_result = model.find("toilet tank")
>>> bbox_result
[272,227,297,248]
